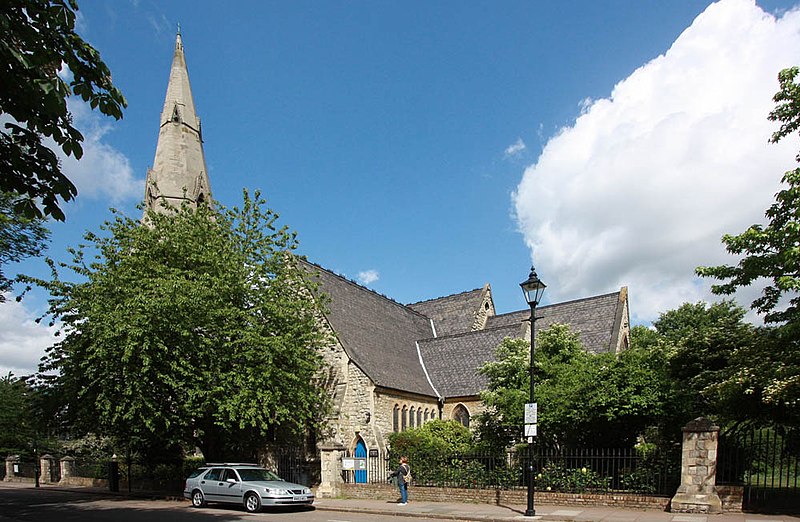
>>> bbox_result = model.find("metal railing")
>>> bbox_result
[343,446,679,496]
[719,428,800,511]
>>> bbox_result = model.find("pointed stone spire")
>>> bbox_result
[144,30,211,215]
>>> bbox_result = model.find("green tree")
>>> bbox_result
[647,300,790,430]
[22,192,330,460]
[0,191,49,301]
[476,337,530,434]
[697,66,800,327]
[654,301,756,397]
[534,324,596,446]
[0,373,35,455]
[1,0,127,221]
[476,325,672,449]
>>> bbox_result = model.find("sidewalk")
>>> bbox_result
[2,481,798,522]
[314,498,800,522]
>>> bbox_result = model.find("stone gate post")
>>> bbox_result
[59,456,76,484]
[317,442,345,498]
[40,454,54,484]
[670,417,723,513]
[5,455,19,482]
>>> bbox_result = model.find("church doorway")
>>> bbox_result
[354,438,367,483]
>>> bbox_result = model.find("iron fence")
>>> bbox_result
[269,447,317,486]
[719,428,800,511]
[55,448,316,493]
[343,446,679,496]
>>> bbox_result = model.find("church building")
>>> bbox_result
[145,33,631,465]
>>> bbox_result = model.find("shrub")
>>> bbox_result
[536,464,610,492]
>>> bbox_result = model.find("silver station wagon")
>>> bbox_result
[184,463,314,513]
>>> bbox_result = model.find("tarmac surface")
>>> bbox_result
[1,481,799,522]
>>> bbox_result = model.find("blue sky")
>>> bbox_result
[2,0,800,376]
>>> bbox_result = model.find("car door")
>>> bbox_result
[199,468,224,501]
[216,468,243,504]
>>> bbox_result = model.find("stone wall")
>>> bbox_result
[613,287,631,353]
[716,485,744,513]
[441,398,484,426]
[317,331,384,452]
[470,285,494,331]
[376,389,440,438]
[341,483,670,510]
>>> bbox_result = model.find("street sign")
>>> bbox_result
[524,424,537,437]
[524,403,538,424]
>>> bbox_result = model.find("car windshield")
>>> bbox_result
[236,468,282,482]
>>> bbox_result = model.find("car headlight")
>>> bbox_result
[265,488,290,495]
[303,488,311,495]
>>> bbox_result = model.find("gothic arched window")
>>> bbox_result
[409,407,415,428]
[392,404,400,433]
[402,406,408,431]
[453,404,470,428]
[417,408,423,426]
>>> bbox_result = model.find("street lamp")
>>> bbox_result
[520,265,546,517]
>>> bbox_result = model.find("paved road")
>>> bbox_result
[0,486,419,522]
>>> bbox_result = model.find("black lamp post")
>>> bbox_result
[520,266,546,518]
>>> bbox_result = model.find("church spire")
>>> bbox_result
[144,30,211,215]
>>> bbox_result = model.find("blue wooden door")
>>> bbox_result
[354,439,367,483]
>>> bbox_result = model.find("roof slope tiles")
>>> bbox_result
[419,324,521,398]
[303,258,628,400]
[409,288,486,337]
[302,261,438,397]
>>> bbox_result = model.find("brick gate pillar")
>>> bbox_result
[317,442,345,498]
[670,417,723,513]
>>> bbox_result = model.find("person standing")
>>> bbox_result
[389,456,411,505]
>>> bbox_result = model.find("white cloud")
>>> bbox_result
[504,138,527,158]
[0,296,57,377]
[358,269,380,285]
[59,100,143,205]
[513,0,800,324]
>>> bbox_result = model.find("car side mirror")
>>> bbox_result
[227,478,237,483]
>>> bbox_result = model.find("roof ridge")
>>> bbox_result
[300,258,431,319]
[408,286,485,307]
[501,289,621,314]
[539,289,621,309]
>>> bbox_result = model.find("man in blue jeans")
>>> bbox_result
[389,456,411,505]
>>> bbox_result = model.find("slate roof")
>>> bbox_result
[487,290,626,354]
[419,324,522,398]
[409,288,486,337]
[426,290,628,398]
[301,261,438,397]
[302,256,627,399]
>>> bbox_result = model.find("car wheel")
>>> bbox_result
[191,489,206,508]
[244,492,261,513]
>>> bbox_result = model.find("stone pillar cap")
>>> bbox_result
[60,456,76,462]
[6,455,20,461]
[683,416,720,433]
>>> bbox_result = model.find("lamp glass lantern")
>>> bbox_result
[520,266,546,306]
